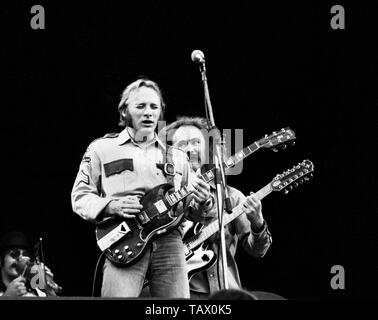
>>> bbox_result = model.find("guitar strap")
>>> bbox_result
[156,145,188,217]
[156,145,175,186]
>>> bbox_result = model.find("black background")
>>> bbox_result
[0,1,376,299]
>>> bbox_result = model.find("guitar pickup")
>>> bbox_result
[137,211,151,225]
[97,221,131,251]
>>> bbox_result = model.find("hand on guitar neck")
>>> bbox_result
[242,193,264,231]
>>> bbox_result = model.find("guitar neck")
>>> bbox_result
[185,183,272,250]
[164,142,261,207]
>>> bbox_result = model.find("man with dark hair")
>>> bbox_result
[71,78,213,298]
[162,116,272,298]
[0,231,36,297]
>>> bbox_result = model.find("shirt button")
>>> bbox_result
[209,274,214,277]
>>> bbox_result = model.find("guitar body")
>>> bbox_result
[183,222,217,279]
[187,245,217,280]
[96,183,185,267]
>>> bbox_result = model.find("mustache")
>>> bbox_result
[187,152,201,161]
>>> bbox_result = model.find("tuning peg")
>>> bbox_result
[309,173,314,178]
[280,144,287,150]
[298,179,304,184]
[272,148,278,152]
[293,182,298,188]
[304,176,310,181]
[284,189,289,195]
[288,141,295,146]
[272,131,277,135]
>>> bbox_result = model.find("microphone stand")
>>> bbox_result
[196,58,232,291]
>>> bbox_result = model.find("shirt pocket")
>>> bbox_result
[103,158,135,195]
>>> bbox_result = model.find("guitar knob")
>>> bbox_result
[202,254,210,262]
[114,249,120,254]
[136,242,143,247]
[124,245,129,250]
[117,255,123,260]
[127,251,134,257]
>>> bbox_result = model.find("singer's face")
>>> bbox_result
[1,249,31,279]
[172,125,207,172]
[126,87,162,136]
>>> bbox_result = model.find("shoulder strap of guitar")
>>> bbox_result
[156,143,175,186]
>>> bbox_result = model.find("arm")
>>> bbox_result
[170,148,214,219]
[71,142,113,223]
[232,189,272,258]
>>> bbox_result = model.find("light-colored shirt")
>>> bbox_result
[71,127,207,223]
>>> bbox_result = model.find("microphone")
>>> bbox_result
[191,50,205,64]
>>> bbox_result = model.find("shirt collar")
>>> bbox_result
[117,127,132,145]
[117,127,166,150]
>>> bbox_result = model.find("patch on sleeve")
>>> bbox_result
[81,145,94,163]
[76,169,90,186]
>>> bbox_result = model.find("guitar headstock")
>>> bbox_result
[270,159,314,194]
[257,127,296,151]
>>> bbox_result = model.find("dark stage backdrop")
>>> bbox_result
[0,1,376,299]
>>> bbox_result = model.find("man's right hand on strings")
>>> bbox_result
[103,195,143,219]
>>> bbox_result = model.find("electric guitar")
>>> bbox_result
[183,159,314,279]
[95,128,296,267]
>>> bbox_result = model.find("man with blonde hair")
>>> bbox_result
[72,78,213,298]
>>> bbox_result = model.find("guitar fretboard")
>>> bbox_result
[163,142,261,207]
[185,183,272,250]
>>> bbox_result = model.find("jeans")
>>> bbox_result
[101,230,190,298]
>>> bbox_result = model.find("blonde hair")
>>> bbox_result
[117,77,166,127]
